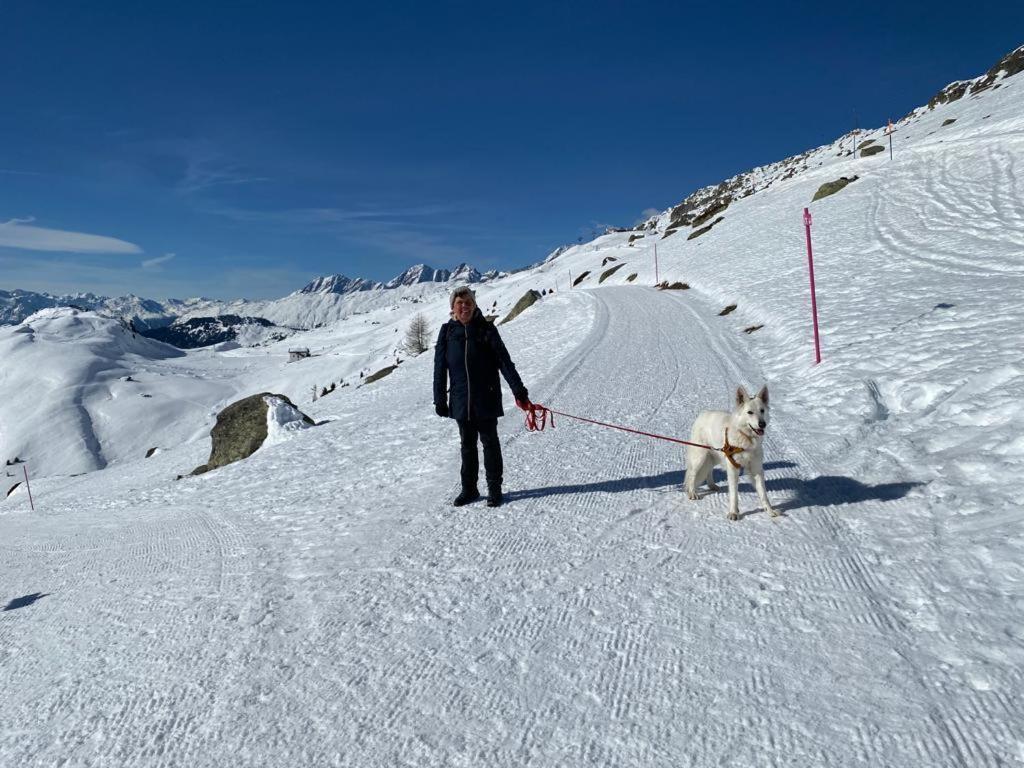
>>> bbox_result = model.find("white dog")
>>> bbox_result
[685,385,777,520]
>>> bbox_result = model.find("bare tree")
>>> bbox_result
[403,313,431,356]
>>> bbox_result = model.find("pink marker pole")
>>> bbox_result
[804,208,822,365]
[23,465,34,511]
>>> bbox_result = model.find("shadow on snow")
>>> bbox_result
[508,461,798,502]
[507,462,920,515]
[3,592,51,611]
[772,475,924,512]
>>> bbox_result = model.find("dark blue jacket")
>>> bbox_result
[434,309,528,421]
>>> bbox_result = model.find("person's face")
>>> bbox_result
[453,295,475,324]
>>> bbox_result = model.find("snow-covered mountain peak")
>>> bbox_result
[449,263,483,283]
[385,263,451,288]
[299,274,378,295]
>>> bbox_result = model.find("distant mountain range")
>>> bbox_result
[139,315,288,349]
[298,263,497,294]
[0,289,206,329]
[1,262,503,332]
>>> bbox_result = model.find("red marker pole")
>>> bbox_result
[804,208,822,365]
[23,465,34,511]
[654,242,659,285]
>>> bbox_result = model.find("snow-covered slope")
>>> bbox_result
[1,44,1023,767]
[0,308,241,494]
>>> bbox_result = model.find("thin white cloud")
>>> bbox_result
[179,163,268,194]
[0,218,142,254]
[142,252,175,269]
[633,207,662,227]
[173,141,269,194]
[212,202,468,224]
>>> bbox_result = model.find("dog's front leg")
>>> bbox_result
[753,470,777,517]
[750,458,777,517]
[726,463,741,521]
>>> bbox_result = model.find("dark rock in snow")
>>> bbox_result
[364,365,399,384]
[688,217,724,240]
[500,290,542,325]
[191,393,314,475]
[812,176,858,202]
[599,263,626,283]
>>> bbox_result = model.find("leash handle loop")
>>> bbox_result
[518,401,554,432]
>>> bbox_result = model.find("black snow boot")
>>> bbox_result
[453,488,480,507]
[486,487,503,507]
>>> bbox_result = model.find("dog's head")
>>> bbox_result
[735,385,769,436]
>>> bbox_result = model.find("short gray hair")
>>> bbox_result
[449,286,476,308]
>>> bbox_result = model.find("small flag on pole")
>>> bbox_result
[884,118,896,160]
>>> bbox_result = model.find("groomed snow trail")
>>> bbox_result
[1,287,1020,766]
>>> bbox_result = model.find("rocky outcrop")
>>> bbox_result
[688,217,724,240]
[812,176,858,202]
[928,80,970,109]
[364,365,399,384]
[191,393,314,475]
[500,290,542,325]
[599,263,626,283]
[692,197,732,229]
[928,45,1024,109]
[968,44,1024,95]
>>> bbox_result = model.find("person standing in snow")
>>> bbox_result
[434,286,530,508]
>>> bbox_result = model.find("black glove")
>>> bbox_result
[435,403,449,417]
[515,390,531,409]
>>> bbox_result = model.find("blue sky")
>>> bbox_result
[2,1,1022,300]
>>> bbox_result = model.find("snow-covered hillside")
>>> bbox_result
[2,45,1023,767]
[0,308,239,490]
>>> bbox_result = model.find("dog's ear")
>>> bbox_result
[736,386,749,407]
[758,385,769,405]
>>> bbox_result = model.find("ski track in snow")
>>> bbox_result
[3,287,1021,766]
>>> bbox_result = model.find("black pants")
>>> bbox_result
[457,418,503,491]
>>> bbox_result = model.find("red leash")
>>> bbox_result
[517,401,744,468]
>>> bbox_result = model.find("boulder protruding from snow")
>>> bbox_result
[812,175,858,202]
[500,290,542,325]
[191,392,315,475]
